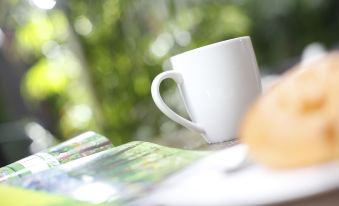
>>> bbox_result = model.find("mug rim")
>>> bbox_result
[171,36,250,60]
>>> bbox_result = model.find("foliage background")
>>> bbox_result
[0,0,338,148]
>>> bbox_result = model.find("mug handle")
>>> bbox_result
[151,71,205,133]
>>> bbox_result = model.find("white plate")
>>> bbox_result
[135,145,339,205]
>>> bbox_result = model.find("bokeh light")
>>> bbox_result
[0,0,338,151]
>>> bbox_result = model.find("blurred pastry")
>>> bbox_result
[240,52,339,169]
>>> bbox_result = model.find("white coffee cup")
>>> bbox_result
[151,36,261,143]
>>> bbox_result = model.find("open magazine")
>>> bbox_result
[0,132,209,205]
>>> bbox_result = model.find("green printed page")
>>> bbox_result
[0,131,113,182]
[8,141,209,205]
[0,185,110,206]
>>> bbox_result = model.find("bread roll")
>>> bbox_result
[240,52,339,169]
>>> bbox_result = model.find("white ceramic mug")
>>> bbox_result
[151,36,261,143]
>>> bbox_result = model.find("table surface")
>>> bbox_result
[154,129,238,151]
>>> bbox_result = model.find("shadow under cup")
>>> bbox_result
[152,36,262,143]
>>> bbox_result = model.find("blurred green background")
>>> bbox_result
[0,0,338,164]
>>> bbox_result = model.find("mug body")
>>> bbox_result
[170,37,261,143]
